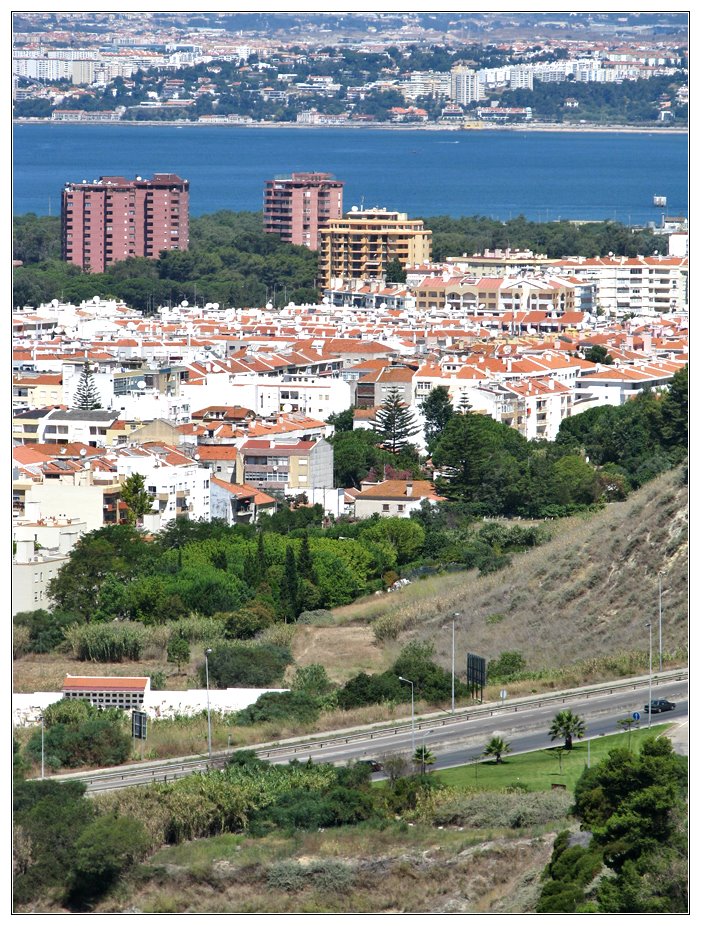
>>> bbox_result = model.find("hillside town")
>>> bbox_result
[12,12,689,917]
[13,11,688,126]
[12,167,688,615]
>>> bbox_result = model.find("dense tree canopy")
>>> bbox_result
[13,211,319,311]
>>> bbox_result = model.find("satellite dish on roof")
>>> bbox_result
[51,298,59,308]
[181,300,189,307]
[93,295,100,304]
[212,302,219,310]
[194,453,200,460]
[79,448,87,456]
[60,448,67,454]
[137,380,147,389]
[283,403,292,413]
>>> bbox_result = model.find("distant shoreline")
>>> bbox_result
[13,118,688,135]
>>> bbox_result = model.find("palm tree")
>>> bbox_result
[413,744,436,774]
[548,709,586,751]
[482,735,511,764]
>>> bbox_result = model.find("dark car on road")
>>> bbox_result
[644,699,676,714]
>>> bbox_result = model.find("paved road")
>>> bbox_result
[267,679,688,773]
[50,673,687,793]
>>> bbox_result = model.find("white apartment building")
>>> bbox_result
[551,256,688,315]
[12,539,71,616]
[115,444,211,525]
[181,372,352,420]
[450,65,484,105]
[509,65,534,90]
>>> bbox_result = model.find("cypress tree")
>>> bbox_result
[257,532,267,570]
[73,360,102,410]
[373,386,421,453]
[280,545,299,623]
[297,532,316,582]
[243,550,261,589]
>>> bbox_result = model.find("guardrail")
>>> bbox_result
[254,669,688,760]
[45,669,687,792]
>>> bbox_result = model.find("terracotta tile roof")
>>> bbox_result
[356,479,445,501]
[63,676,149,692]
[195,446,239,460]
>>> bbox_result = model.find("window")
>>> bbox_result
[382,504,390,512]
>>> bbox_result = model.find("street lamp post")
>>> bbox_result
[646,622,652,729]
[451,613,460,714]
[398,676,415,754]
[41,713,45,780]
[205,648,213,759]
[658,571,664,672]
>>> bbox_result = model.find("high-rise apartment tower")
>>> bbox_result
[61,173,189,273]
[318,207,432,289]
[264,172,344,249]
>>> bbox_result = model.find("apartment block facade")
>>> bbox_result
[318,208,432,289]
[61,173,189,273]
[264,172,344,249]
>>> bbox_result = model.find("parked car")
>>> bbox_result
[644,699,676,714]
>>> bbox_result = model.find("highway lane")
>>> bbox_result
[264,679,688,771]
[71,674,687,792]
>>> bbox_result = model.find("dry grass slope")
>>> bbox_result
[332,469,688,676]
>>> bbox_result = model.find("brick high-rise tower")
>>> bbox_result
[61,173,189,273]
[264,172,344,250]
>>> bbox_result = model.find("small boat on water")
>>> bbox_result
[653,195,667,207]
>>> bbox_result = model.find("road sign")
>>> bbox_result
[132,710,148,740]
[500,689,508,701]
[632,711,641,721]
[467,653,486,701]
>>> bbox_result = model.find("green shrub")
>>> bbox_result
[13,609,81,654]
[169,615,227,644]
[150,671,167,691]
[63,622,147,662]
[485,613,505,625]
[537,883,585,913]
[266,860,305,892]
[372,612,403,643]
[25,715,131,770]
[200,642,293,689]
[296,609,334,626]
[69,813,150,903]
[236,691,320,727]
[487,651,527,682]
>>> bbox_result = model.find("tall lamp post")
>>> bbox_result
[646,622,652,729]
[658,570,665,672]
[398,676,415,754]
[451,612,460,714]
[41,712,45,781]
[205,648,213,759]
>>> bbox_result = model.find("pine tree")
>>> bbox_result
[373,386,421,454]
[457,392,473,415]
[120,473,153,526]
[73,360,102,410]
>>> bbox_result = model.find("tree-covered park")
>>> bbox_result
[13,210,671,312]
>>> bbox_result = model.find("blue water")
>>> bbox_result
[12,124,688,223]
